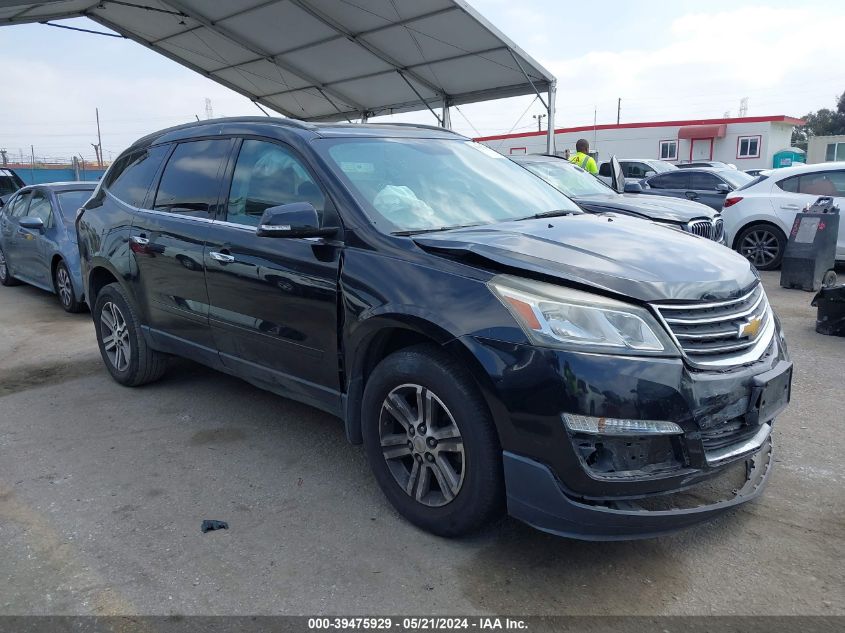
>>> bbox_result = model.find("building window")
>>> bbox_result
[737,135,761,159]
[659,139,677,161]
[826,143,845,161]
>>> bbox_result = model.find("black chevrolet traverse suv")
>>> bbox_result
[77,118,792,540]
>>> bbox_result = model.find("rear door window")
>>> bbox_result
[106,145,170,207]
[777,171,845,196]
[153,140,231,218]
[648,172,689,189]
[690,172,722,191]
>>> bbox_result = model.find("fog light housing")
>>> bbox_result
[562,414,682,436]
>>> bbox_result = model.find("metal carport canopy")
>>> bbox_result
[0,0,557,150]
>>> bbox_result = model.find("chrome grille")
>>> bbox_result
[652,283,774,367]
[686,216,723,242]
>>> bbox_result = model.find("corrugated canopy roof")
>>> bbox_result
[0,0,556,122]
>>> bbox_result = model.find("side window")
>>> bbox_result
[796,172,841,196]
[691,173,721,191]
[8,191,32,218]
[106,145,170,207]
[153,140,231,218]
[649,172,688,189]
[225,139,327,227]
[777,176,798,193]
[27,190,53,226]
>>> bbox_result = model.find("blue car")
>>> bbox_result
[0,182,96,312]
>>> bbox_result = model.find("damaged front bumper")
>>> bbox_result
[503,438,772,540]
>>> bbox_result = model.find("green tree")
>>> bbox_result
[791,91,845,151]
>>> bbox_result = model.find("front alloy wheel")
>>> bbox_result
[379,384,465,507]
[99,300,131,372]
[737,224,786,270]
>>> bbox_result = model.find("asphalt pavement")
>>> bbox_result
[0,271,843,615]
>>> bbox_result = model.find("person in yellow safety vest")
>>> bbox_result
[569,138,598,175]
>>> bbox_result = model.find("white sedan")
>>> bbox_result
[722,162,844,270]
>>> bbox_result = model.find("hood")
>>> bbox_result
[413,214,756,303]
[572,193,716,223]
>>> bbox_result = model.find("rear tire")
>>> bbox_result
[362,344,503,537]
[0,245,20,286]
[54,260,83,313]
[93,282,168,386]
[735,223,786,271]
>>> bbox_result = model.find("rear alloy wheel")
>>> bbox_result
[54,260,82,313]
[0,246,20,286]
[362,344,503,537]
[93,282,168,386]
[736,224,786,271]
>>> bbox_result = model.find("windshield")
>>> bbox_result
[317,138,581,233]
[648,161,677,173]
[0,176,20,197]
[57,190,94,222]
[719,170,754,188]
[520,160,614,197]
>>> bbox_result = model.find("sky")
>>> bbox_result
[1,0,844,164]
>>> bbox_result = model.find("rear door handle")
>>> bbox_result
[209,251,235,264]
[780,204,800,210]
[129,235,149,246]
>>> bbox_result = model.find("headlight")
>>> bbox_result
[488,275,677,355]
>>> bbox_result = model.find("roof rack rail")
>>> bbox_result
[364,122,463,135]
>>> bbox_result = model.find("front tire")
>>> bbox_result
[736,223,786,271]
[54,260,83,313]
[93,282,168,386]
[362,344,503,537]
[0,245,20,286]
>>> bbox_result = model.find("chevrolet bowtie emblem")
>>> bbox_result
[739,316,762,339]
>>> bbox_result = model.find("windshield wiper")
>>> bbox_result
[392,222,485,236]
[516,209,581,221]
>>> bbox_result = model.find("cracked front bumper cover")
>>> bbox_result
[504,438,773,541]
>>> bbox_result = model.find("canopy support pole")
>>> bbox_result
[442,98,452,129]
[547,81,556,155]
[398,71,442,126]
[508,49,547,111]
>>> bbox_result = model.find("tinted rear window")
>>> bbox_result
[153,139,231,218]
[105,145,170,207]
[648,172,689,189]
[737,175,768,192]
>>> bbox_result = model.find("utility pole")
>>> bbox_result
[91,143,101,167]
[532,113,546,131]
[617,98,621,125]
[0,149,7,166]
[95,107,103,168]
[30,145,35,182]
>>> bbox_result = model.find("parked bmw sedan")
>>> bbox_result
[77,118,791,540]
[512,154,725,242]
[639,167,753,211]
[0,182,95,312]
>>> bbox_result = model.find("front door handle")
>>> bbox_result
[209,251,235,264]
[129,235,149,246]
[685,191,698,200]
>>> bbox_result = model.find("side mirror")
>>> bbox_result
[715,183,731,194]
[255,202,337,238]
[19,216,45,231]
[644,170,656,177]
[623,182,643,194]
